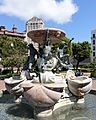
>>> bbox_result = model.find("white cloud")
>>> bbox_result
[0,0,78,24]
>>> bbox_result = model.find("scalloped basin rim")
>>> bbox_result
[27,28,65,44]
[68,76,92,84]
[4,78,23,84]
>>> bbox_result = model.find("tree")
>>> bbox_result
[0,35,28,74]
[72,41,91,70]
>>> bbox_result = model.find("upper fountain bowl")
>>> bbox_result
[27,28,66,44]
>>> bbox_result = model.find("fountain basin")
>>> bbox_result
[27,28,65,44]
[67,76,92,97]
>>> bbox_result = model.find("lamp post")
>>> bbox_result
[0,57,1,62]
[10,43,14,73]
[71,38,74,42]
[69,38,74,66]
[11,43,14,47]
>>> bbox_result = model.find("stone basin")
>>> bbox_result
[27,28,65,44]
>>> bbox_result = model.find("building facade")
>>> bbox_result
[25,16,45,48]
[0,17,44,46]
[0,25,26,39]
[91,30,96,62]
[26,16,44,32]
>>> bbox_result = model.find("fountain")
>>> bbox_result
[4,28,92,118]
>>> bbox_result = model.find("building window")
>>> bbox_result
[93,46,95,51]
[93,34,95,38]
[28,26,30,31]
[93,40,95,45]
[32,23,35,29]
[93,52,95,57]
[35,23,38,29]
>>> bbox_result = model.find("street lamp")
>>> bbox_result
[11,43,14,47]
[0,57,1,62]
[70,38,74,42]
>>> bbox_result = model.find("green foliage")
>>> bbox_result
[91,71,96,78]
[90,60,96,78]
[1,69,12,75]
[81,64,92,68]
[0,73,18,80]
[0,35,28,69]
[72,41,91,69]
[80,68,92,72]
[91,60,96,68]
[51,43,58,54]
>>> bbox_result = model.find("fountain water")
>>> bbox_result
[0,92,96,120]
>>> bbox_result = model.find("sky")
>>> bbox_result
[0,0,96,43]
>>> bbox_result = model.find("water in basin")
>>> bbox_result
[0,91,96,120]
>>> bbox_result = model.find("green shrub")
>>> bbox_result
[0,73,19,80]
[91,71,96,78]
[80,68,92,72]
[1,69,12,75]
